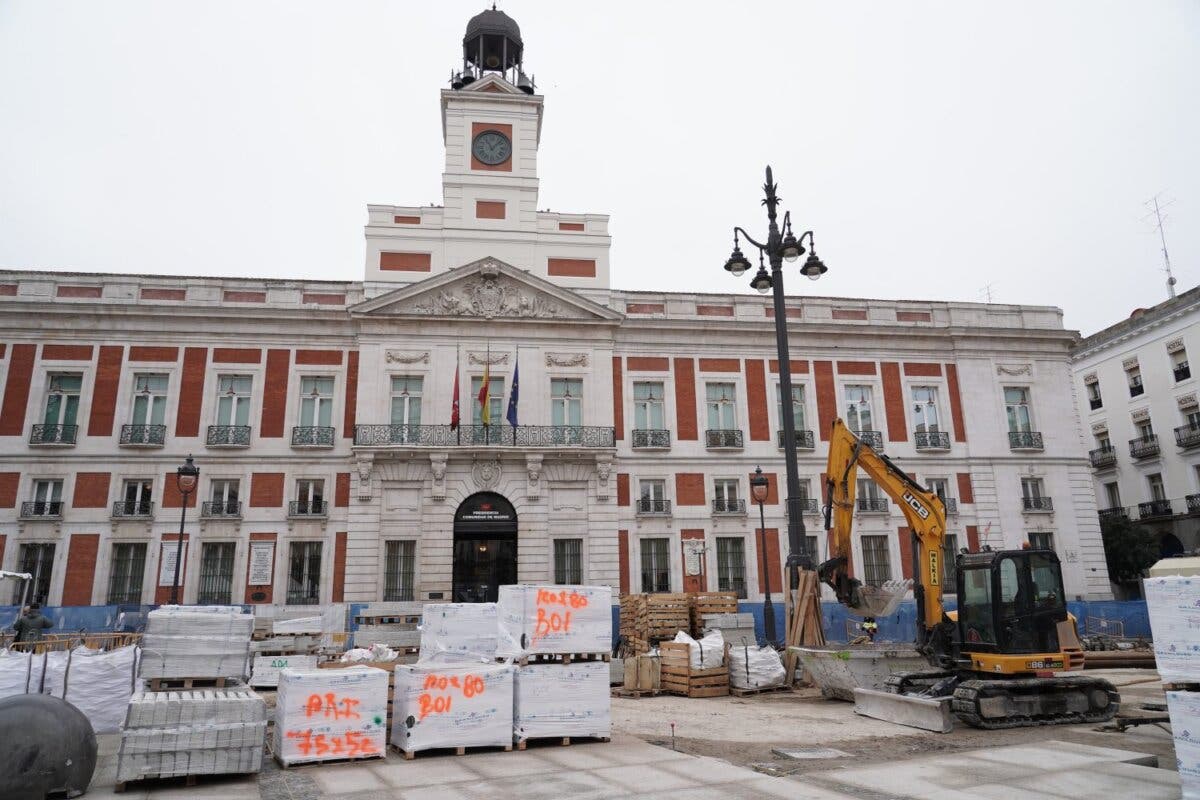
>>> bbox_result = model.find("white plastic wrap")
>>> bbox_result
[249,654,318,688]
[1144,576,1200,683]
[419,603,499,659]
[496,585,612,657]
[392,662,514,753]
[140,607,253,680]
[728,644,786,690]
[271,616,323,635]
[42,645,138,733]
[1168,691,1200,799]
[513,661,610,742]
[672,630,726,670]
[274,666,388,765]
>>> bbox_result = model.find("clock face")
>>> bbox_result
[472,130,512,166]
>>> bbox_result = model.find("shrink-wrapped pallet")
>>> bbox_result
[728,644,786,690]
[496,585,611,657]
[1145,576,1200,682]
[140,606,253,680]
[392,661,514,754]
[1167,691,1200,799]
[274,666,388,765]
[419,602,498,659]
[513,661,610,743]
[249,654,318,688]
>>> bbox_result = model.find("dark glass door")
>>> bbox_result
[452,536,517,603]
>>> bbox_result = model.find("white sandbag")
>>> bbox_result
[728,644,786,690]
[513,661,610,743]
[672,630,726,670]
[41,645,137,733]
[1144,576,1200,683]
[392,661,513,753]
[1167,691,1200,799]
[274,666,388,765]
[0,649,44,696]
[496,585,611,658]
[249,654,318,688]
[419,603,499,659]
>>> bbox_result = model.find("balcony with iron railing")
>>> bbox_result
[1022,496,1054,512]
[354,424,615,449]
[201,500,242,519]
[112,500,153,519]
[1138,498,1173,518]
[1177,424,1200,450]
[853,430,884,452]
[798,497,820,514]
[631,429,671,449]
[1129,434,1160,460]
[705,429,744,449]
[292,426,335,448]
[914,430,950,452]
[1089,446,1117,469]
[1188,494,1200,514]
[1008,431,1044,451]
[1098,506,1128,522]
[712,498,746,515]
[207,425,251,448]
[19,501,62,519]
[288,500,328,518]
[120,424,166,447]
[1088,396,1103,411]
[857,497,888,513]
[29,424,78,446]
[776,429,816,450]
[636,498,671,515]
[1176,362,1191,382]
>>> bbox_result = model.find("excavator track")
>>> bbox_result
[951,676,1120,729]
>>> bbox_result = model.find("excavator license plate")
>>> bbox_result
[1026,660,1064,670]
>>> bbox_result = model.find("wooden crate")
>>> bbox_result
[659,641,729,698]
[619,593,691,655]
[688,592,738,636]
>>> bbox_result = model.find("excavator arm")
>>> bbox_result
[818,418,950,646]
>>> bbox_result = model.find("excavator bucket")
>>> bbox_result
[848,579,912,619]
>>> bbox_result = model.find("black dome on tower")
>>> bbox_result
[452,6,534,93]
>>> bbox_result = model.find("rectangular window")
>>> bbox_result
[107,543,146,604]
[1028,531,1055,551]
[716,537,747,599]
[639,538,671,593]
[295,479,325,514]
[470,375,505,427]
[845,385,874,432]
[209,479,240,515]
[551,378,583,427]
[216,375,253,426]
[31,479,64,515]
[1104,481,1121,508]
[705,382,737,430]
[1004,387,1033,432]
[1021,477,1045,500]
[775,383,806,431]
[43,373,83,427]
[638,479,666,513]
[1174,348,1191,382]
[1086,380,1102,409]
[197,542,236,605]
[1149,473,1166,501]
[805,534,820,563]
[633,381,665,429]
[120,479,153,515]
[390,375,423,427]
[14,543,56,605]
[927,478,949,501]
[1127,366,1143,397]
[384,540,416,601]
[714,478,740,512]
[857,478,882,501]
[911,386,941,432]
[1136,419,1154,439]
[1186,409,1200,430]
[553,539,583,584]
[1095,433,1111,450]
[287,541,323,604]
[299,376,335,428]
[860,535,892,587]
[943,533,959,590]
[131,374,169,425]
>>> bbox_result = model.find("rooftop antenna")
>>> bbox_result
[1142,192,1178,299]
[978,282,997,303]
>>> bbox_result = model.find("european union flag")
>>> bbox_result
[506,359,519,427]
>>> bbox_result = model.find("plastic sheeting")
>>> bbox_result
[249,655,318,688]
[392,661,514,754]
[140,607,252,680]
[0,646,137,733]
[1145,576,1200,683]
[274,666,388,766]
[672,630,726,670]
[1168,691,1200,799]
[727,644,785,690]
[420,603,499,659]
[497,585,611,657]
[513,661,610,742]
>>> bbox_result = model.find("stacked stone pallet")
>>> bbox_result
[139,606,253,684]
[274,665,389,766]
[619,593,690,655]
[352,602,424,659]
[700,612,758,647]
[317,660,398,733]
[1146,575,1200,797]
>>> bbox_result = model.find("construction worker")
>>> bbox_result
[861,618,878,642]
[12,602,53,643]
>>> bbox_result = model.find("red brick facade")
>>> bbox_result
[62,534,99,606]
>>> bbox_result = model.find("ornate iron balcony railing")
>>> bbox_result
[631,429,671,449]
[1088,397,1103,410]
[798,498,820,513]
[19,501,62,519]
[354,424,614,448]
[712,499,746,514]
[201,500,242,518]
[1129,435,1160,460]
[1022,496,1054,512]
[914,430,950,451]
[636,498,671,515]
[857,497,888,513]
[853,430,884,452]
[1098,507,1128,522]
[120,424,166,447]
[112,500,154,518]
[288,500,328,518]
[776,429,816,450]
[705,429,744,449]
[207,425,251,447]
[1177,424,1200,450]
[1129,382,1144,397]
[1188,494,1200,514]
[30,424,78,445]
[1089,446,1117,469]
[292,426,335,447]
[1008,431,1044,450]
[1139,498,1173,518]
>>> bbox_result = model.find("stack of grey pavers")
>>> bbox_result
[702,613,759,646]
[119,606,264,785]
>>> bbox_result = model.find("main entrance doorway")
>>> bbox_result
[452,492,517,603]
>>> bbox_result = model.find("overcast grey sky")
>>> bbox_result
[1,1,1196,336]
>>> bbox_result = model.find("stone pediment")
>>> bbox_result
[351,257,622,322]
[460,73,524,95]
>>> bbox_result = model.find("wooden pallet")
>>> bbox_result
[276,752,385,769]
[611,688,660,699]
[515,652,611,666]
[115,773,209,792]
[619,593,692,654]
[353,614,422,626]
[515,735,611,751]
[391,742,512,760]
[1164,682,1200,692]
[145,676,233,691]
[659,641,729,698]
[730,684,793,698]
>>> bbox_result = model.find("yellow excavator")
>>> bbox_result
[818,418,1119,729]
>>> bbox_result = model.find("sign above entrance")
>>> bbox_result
[457,495,515,524]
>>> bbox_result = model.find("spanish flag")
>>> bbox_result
[478,362,491,426]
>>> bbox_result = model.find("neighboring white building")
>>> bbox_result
[1072,285,1200,560]
[0,9,1114,609]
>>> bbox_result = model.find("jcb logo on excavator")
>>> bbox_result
[901,491,929,520]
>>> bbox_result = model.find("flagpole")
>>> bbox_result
[512,346,518,446]
[455,343,461,445]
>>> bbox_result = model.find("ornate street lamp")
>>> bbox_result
[169,455,199,605]
[750,466,776,645]
[723,166,829,605]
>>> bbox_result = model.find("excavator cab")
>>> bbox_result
[955,549,1067,659]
